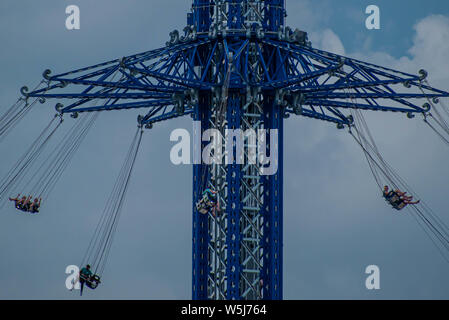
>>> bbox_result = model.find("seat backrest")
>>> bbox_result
[397,202,406,209]
[389,192,400,203]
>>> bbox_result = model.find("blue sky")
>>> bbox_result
[288,0,449,57]
[340,1,448,54]
[0,0,448,300]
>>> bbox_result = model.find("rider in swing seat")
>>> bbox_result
[9,194,42,214]
[29,197,42,214]
[79,265,93,296]
[197,188,219,215]
[9,194,24,210]
[383,186,420,210]
[21,196,33,212]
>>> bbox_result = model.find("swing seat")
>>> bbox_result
[19,206,30,213]
[86,275,101,289]
[383,191,407,211]
[196,200,209,214]
[393,201,407,211]
[196,198,215,215]
[383,191,397,201]
[387,196,406,210]
[29,207,40,214]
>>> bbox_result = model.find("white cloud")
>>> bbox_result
[407,15,449,82]
[309,28,346,55]
[349,15,449,84]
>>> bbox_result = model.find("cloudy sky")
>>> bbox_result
[0,0,448,299]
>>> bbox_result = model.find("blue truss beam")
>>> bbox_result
[22,37,449,126]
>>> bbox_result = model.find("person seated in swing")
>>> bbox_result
[9,194,24,209]
[383,186,420,210]
[401,197,420,205]
[79,264,93,296]
[392,189,420,205]
[29,197,41,214]
[394,190,420,204]
[196,188,219,216]
[21,196,33,212]
[383,186,395,200]
[10,195,30,211]
[204,188,218,205]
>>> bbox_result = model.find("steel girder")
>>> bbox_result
[22,36,448,129]
[191,0,285,34]
[193,89,278,300]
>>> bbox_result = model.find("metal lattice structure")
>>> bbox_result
[20,0,449,300]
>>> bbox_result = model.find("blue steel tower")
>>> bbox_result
[20,0,449,300]
[191,0,286,300]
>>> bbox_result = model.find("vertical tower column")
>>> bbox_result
[192,93,212,300]
[191,0,286,300]
[191,0,285,33]
[264,0,285,32]
[192,0,212,32]
[225,94,243,299]
[193,88,283,300]
[260,95,283,300]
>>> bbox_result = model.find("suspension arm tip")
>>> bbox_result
[137,114,143,125]
[419,69,428,81]
[20,86,29,97]
[43,69,52,81]
[55,103,64,113]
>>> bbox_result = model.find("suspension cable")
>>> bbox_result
[0,81,48,142]
[418,81,449,147]
[346,95,449,263]
[0,114,63,206]
[81,127,144,277]
[20,112,99,202]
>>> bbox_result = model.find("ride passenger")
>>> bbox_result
[383,186,420,210]
[29,198,41,214]
[9,194,22,209]
[383,186,399,202]
[402,198,420,205]
[79,264,93,296]
[197,188,219,216]
[394,189,420,205]
[204,188,217,205]
[22,196,33,212]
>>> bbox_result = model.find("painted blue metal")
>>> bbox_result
[192,0,212,33]
[23,38,447,127]
[18,0,449,300]
[192,93,211,300]
[264,0,285,32]
[226,95,243,300]
[261,95,283,300]
[260,43,284,299]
